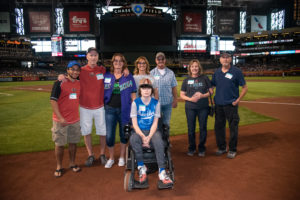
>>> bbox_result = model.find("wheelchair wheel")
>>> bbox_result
[124,170,133,192]
[125,146,131,169]
[167,150,175,182]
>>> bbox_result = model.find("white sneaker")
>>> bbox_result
[138,165,147,183]
[118,157,125,166]
[159,170,173,185]
[104,159,114,168]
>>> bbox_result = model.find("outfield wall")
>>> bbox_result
[0,76,57,82]
[1,69,300,82]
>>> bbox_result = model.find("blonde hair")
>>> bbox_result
[133,56,150,75]
[111,53,128,73]
[188,59,203,76]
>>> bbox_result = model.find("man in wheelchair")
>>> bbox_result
[128,78,173,189]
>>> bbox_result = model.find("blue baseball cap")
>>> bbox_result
[67,61,81,68]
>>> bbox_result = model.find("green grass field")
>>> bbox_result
[1,77,299,155]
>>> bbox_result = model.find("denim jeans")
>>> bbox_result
[214,105,240,152]
[130,130,165,168]
[185,107,209,153]
[160,103,173,126]
[105,105,126,147]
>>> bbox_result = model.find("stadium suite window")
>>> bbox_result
[219,40,235,51]
[65,39,96,52]
[31,41,51,52]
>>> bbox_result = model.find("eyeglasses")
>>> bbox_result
[157,58,165,61]
[138,62,146,65]
[114,60,123,63]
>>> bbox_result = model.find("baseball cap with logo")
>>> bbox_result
[155,52,165,59]
[139,78,153,89]
[86,47,98,54]
[67,60,81,68]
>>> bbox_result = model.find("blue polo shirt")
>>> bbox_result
[104,72,137,125]
[211,66,246,105]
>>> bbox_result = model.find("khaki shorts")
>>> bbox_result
[51,121,81,146]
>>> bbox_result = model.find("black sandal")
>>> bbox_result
[54,168,64,178]
[70,165,81,173]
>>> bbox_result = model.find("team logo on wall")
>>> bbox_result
[251,15,267,32]
[69,11,90,32]
[216,10,237,35]
[29,11,51,32]
[183,12,203,33]
[131,4,145,17]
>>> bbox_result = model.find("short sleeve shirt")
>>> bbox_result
[150,67,177,105]
[79,65,106,109]
[181,75,211,109]
[50,79,80,124]
[211,66,246,105]
[130,97,160,131]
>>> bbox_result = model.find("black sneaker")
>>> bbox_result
[216,148,227,156]
[99,154,107,165]
[85,155,95,167]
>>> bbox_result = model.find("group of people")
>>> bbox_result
[180,52,248,159]
[50,49,177,186]
[50,48,247,187]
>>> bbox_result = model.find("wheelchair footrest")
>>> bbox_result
[157,180,173,190]
[133,180,149,189]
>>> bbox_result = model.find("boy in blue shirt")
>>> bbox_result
[130,78,173,187]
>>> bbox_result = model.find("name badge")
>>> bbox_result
[188,80,194,84]
[225,73,233,79]
[139,105,146,111]
[154,75,160,80]
[104,77,111,83]
[69,93,77,99]
[96,73,104,80]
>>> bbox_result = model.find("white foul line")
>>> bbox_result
[241,101,300,106]
[0,92,13,96]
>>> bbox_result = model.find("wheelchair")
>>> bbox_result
[123,124,175,191]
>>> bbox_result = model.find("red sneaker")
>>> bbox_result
[138,165,147,183]
[159,170,173,185]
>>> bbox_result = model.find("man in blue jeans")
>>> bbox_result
[211,52,248,159]
[150,52,178,129]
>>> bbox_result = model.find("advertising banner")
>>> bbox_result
[51,36,63,56]
[216,10,237,35]
[210,35,220,55]
[251,15,267,32]
[183,12,203,33]
[69,11,90,32]
[0,12,10,33]
[29,11,51,32]
[179,40,206,52]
